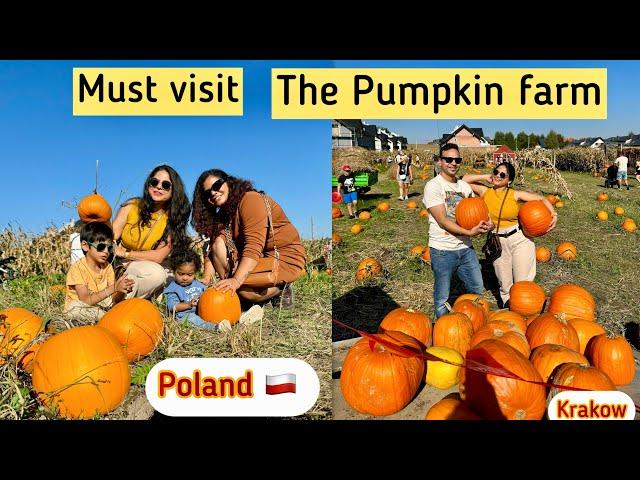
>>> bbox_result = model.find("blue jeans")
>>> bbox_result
[430,247,484,319]
[177,313,217,330]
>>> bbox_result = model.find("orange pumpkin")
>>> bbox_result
[0,307,45,360]
[454,294,491,317]
[548,363,616,400]
[546,194,558,205]
[529,344,588,382]
[50,284,66,295]
[407,201,418,209]
[379,308,432,348]
[410,245,425,257]
[556,242,577,260]
[569,320,605,355]
[509,281,546,317]
[98,298,164,361]
[470,325,530,358]
[487,311,527,334]
[77,193,112,223]
[420,249,431,264]
[32,325,130,419]
[432,312,474,358]
[358,211,371,221]
[425,393,481,420]
[325,268,333,276]
[614,207,624,216]
[518,201,553,237]
[555,201,565,209]
[455,197,489,230]
[596,211,608,221]
[622,219,637,233]
[452,299,487,333]
[331,233,342,246]
[355,257,382,281]
[350,224,363,234]
[460,339,546,420]
[377,202,390,212]
[419,209,429,218]
[588,334,636,386]
[17,341,42,374]
[547,283,595,322]
[535,246,552,262]
[197,289,242,326]
[331,207,342,219]
[597,192,609,201]
[526,312,580,352]
[340,331,424,416]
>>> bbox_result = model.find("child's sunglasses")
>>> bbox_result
[204,178,226,196]
[148,178,172,191]
[88,242,114,253]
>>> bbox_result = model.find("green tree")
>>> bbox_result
[545,129,560,149]
[529,133,540,147]
[493,131,505,146]
[516,131,529,150]
[504,132,516,150]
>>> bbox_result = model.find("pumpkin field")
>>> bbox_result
[0,227,331,420]
[332,148,640,420]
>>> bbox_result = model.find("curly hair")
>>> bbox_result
[191,169,256,239]
[169,247,202,272]
[131,165,192,252]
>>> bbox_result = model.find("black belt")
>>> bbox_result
[496,226,520,238]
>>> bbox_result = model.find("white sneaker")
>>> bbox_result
[398,196,404,200]
[217,319,232,333]
[404,196,409,200]
[239,305,264,326]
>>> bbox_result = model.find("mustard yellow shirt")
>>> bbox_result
[65,257,115,312]
[120,200,168,251]
[482,188,519,228]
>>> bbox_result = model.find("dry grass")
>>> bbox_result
[0,237,331,420]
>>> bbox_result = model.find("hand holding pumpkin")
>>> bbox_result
[214,277,241,294]
[469,219,493,237]
[547,212,558,232]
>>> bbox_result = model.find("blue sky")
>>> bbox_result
[0,60,331,239]
[334,60,640,143]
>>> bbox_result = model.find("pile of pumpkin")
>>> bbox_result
[340,281,637,420]
[595,193,637,232]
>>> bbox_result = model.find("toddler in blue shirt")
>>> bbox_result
[164,248,221,330]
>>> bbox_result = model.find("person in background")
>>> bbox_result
[615,152,630,190]
[338,165,358,218]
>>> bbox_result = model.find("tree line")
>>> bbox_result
[493,130,568,150]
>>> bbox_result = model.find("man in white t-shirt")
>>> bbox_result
[423,143,493,318]
[615,153,630,190]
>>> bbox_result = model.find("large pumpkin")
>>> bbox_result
[197,289,242,325]
[548,363,616,400]
[98,298,164,361]
[424,393,481,420]
[588,334,636,386]
[460,339,546,420]
[355,257,382,281]
[0,307,45,360]
[547,283,595,322]
[556,242,577,260]
[425,346,464,389]
[509,281,546,317]
[452,299,487,333]
[487,310,527,334]
[340,331,424,416]
[455,197,489,230]
[32,325,130,419]
[432,312,474,358]
[379,308,432,348]
[529,344,589,383]
[526,312,580,352]
[518,201,553,237]
[77,193,112,223]
[568,319,605,355]
[470,325,530,358]
[454,294,491,317]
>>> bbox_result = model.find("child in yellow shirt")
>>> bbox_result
[65,222,134,323]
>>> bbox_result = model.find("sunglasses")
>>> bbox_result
[148,178,172,191]
[87,242,114,253]
[441,156,463,165]
[205,178,226,196]
[493,169,508,179]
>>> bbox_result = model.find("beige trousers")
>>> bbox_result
[492,226,536,304]
[124,260,169,300]
[64,300,109,323]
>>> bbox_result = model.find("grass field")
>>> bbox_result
[0,239,331,420]
[332,162,640,347]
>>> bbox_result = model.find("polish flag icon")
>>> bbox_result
[265,373,296,395]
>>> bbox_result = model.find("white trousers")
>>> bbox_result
[492,226,536,304]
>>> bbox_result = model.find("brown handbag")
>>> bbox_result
[242,194,280,288]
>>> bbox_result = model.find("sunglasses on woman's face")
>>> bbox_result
[87,241,113,253]
[205,178,226,196]
[493,169,508,179]
[148,178,172,191]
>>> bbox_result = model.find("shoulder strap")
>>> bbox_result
[261,193,279,260]
[140,210,166,249]
[495,187,510,231]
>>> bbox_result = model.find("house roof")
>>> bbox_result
[440,124,488,145]
[336,119,363,131]
[493,145,515,154]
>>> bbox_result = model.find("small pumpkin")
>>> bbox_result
[596,211,609,221]
[529,344,588,382]
[197,289,242,325]
[331,207,342,219]
[407,201,418,209]
[340,331,425,416]
[420,249,431,263]
[331,233,342,246]
[509,281,546,317]
[377,202,390,212]
[350,224,363,234]
[419,209,429,218]
[355,257,382,281]
[597,192,609,201]
[424,393,481,420]
[50,284,66,296]
[379,308,432,348]
[0,307,45,360]
[425,346,463,389]
[614,206,624,216]
[518,200,553,237]
[455,197,489,230]
[555,201,565,208]
[358,211,371,221]
[535,246,552,262]
[546,194,558,205]
[432,312,474,358]
[556,242,577,260]
[622,219,637,233]
[588,334,636,386]
[410,245,425,257]
[77,193,112,223]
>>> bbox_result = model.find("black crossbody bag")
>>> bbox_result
[482,187,509,263]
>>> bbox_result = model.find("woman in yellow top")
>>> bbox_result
[112,165,191,299]
[462,162,557,308]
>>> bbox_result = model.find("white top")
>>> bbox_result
[615,155,628,171]
[423,175,474,250]
[69,233,84,264]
